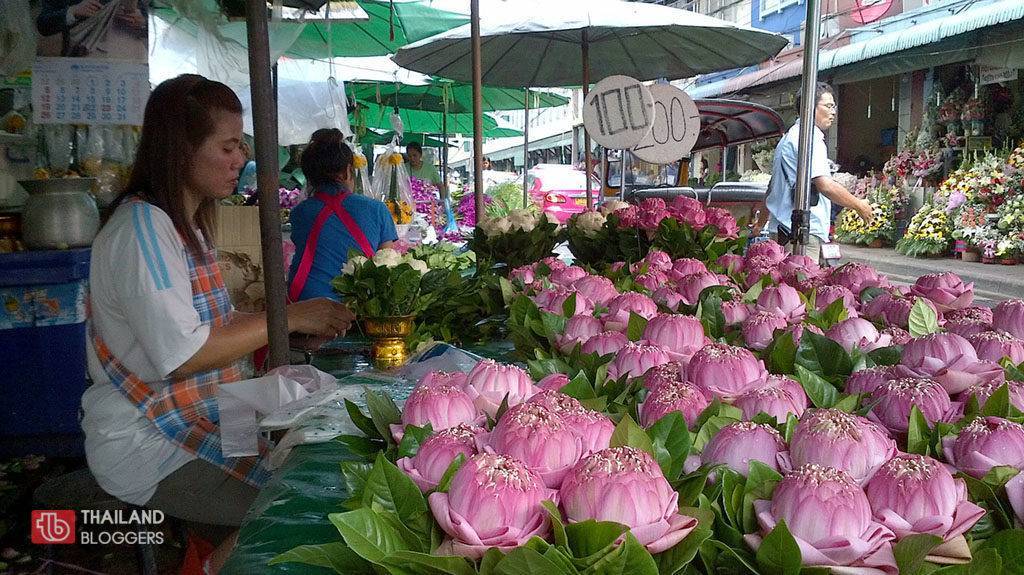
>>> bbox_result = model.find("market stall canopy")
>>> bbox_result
[359,130,454,147]
[692,99,785,152]
[347,81,569,113]
[351,101,522,137]
[392,0,790,87]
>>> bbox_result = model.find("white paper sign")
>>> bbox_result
[980,66,1017,86]
[582,75,655,150]
[632,84,701,165]
[32,57,148,126]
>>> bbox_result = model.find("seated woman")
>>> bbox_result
[288,129,398,302]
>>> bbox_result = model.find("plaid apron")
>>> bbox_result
[91,217,271,487]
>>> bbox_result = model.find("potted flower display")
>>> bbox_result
[896,202,951,257]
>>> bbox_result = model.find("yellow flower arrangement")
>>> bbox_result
[353,154,368,170]
[386,199,414,224]
[387,153,404,166]
[896,204,951,257]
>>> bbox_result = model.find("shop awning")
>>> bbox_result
[688,0,1024,98]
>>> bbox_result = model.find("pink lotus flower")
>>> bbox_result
[717,254,745,274]
[394,383,479,442]
[643,250,674,272]
[756,283,807,322]
[733,375,808,424]
[509,265,536,287]
[549,265,589,287]
[721,300,753,325]
[743,255,782,288]
[814,284,858,313]
[795,275,829,294]
[864,453,984,547]
[687,343,769,400]
[944,307,993,338]
[643,314,708,362]
[677,272,722,307]
[417,370,469,389]
[779,254,823,281]
[671,258,708,278]
[640,379,712,428]
[993,299,1024,339]
[582,331,630,356]
[572,275,619,306]
[639,197,667,212]
[742,311,789,351]
[787,409,896,485]
[560,447,699,553]
[486,401,585,488]
[398,424,485,491]
[957,379,1024,412]
[942,416,1024,478]
[747,240,787,264]
[863,294,938,329]
[746,465,897,574]
[705,207,738,237]
[670,195,703,214]
[969,331,1024,364]
[527,390,615,454]
[464,360,537,418]
[868,378,955,434]
[537,288,593,317]
[701,421,787,475]
[829,262,888,297]
[537,256,567,273]
[614,206,640,228]
[1004,474,1024,530]
[536,373,570,392]
[899,333,1006,394]
[642,361,688,390]
[909,273,974,313]
[652,287,686,312]
[676,205,708,230]
[607,341,672,380]
[845,367,896,396]
[556,315,604,353]
[881,326,912,345]
[639,207,671,231]
[827,318,893,353]
[604,292,659,331]
[429,454,555,559]
[531,287,565,310]
[786,322,825,346]
[635,270,669,292]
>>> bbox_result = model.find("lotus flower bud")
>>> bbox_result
[417,370,469,389]
[705,207,739,237]
[687,343,769,400]
[643,314,708,362]
[640,379,712,428]
[614,205,639,228]
[670,258,708,279]
[701,421,786,475]
[572,275,619,306]
[882,325,912,345]
[993,299,1024,339]
[560,447,699,553]
[900,333,1006,394]
[742,311,788,351]
[746,240,787,264]
[788,409,896,485]
[944,306,994,338]
[652,287,686,312]
[786,322,824,346]
[717,254,745,274]
[845,367,896,396]
[909,272,975,313]
[722,300,753,325]
[395,383,479,442]
[429,454,555,558]
[826,318,893,353]
[829,262,888,297]
[957,380,1024,412]
[635,270,669,292]
[527,390,614,454]
[756,283,806,322]
[943,416,1024,478]
[814,284,858,313]
[607,341,672,380]
[556,315,604,353]
[398,424,485,491]
[864,453,984,542]
[536,373,570,392]
[487,401,585,488]
[539,288,593,316]
[677,272,722,306]
[869,378,955,434]
[604,292,659,331]
[734,375,808,424]
[670,195,702,214]
[743,255,782,288]
[643,250,674,272]
[746,464,896,572]
[778,254,823,281]
[509,265,536,287]
[969,331,1024,364]
[600,200,631,215]
[674,205,707,230]
[464,360,537,419]
[572,210,607,237]
[549,265,588,287]
[582,331,630,357]
[642,361,687,390]
[537,256,567,273]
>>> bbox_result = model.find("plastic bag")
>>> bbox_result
[0,0,36,77]
[396,342,485,383]
[372,143,413,224]
[352,148,373,196]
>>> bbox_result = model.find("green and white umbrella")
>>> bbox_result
[350,101,521,137]
[347,81,568,113]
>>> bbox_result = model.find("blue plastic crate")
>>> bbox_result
[0,248,90,286]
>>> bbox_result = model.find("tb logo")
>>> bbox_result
[31,510,76,544]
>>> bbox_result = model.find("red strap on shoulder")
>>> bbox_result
[288,191,375,302]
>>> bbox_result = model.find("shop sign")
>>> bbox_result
[980,66,1018,86]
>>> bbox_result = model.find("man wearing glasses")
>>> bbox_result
[767,82,873,263]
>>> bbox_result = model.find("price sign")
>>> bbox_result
[632,84,701,165]
[582,75,655,150]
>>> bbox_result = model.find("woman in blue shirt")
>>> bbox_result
[288,129,398,301]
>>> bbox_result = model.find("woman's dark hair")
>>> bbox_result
[406,141,423,154]
[118,74,242,255]
[301,128,354,187]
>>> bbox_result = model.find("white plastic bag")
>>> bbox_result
[372,143,413,224]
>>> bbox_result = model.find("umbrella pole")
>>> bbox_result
[582,29,593,209]
[245,0,289,369]
[792,0,823,257]
[523,89,530,208]
[471,0,485,222]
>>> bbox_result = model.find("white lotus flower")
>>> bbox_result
[342,255,368,275]
[575,211,607,237]
[372,248,403,268]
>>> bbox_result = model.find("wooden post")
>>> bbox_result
[523,89,530,207]
[245,0,289,368]
[471,0,484,221]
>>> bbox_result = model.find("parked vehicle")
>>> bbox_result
[527,164,601,223]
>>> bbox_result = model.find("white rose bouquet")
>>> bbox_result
[468,208,560,271]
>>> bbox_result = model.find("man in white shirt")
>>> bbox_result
[766,82,873,262]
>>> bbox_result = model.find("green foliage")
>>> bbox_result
[332,256,439,317]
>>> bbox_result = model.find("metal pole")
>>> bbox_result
[619,149,627,201]
[442,112,449,202]
[792,0,823,256]
[471,0,485,221]
[245,0,289,369]
[523,89,530,207]
[582,29,593,209]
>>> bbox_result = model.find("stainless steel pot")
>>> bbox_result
[18,178,100,250]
